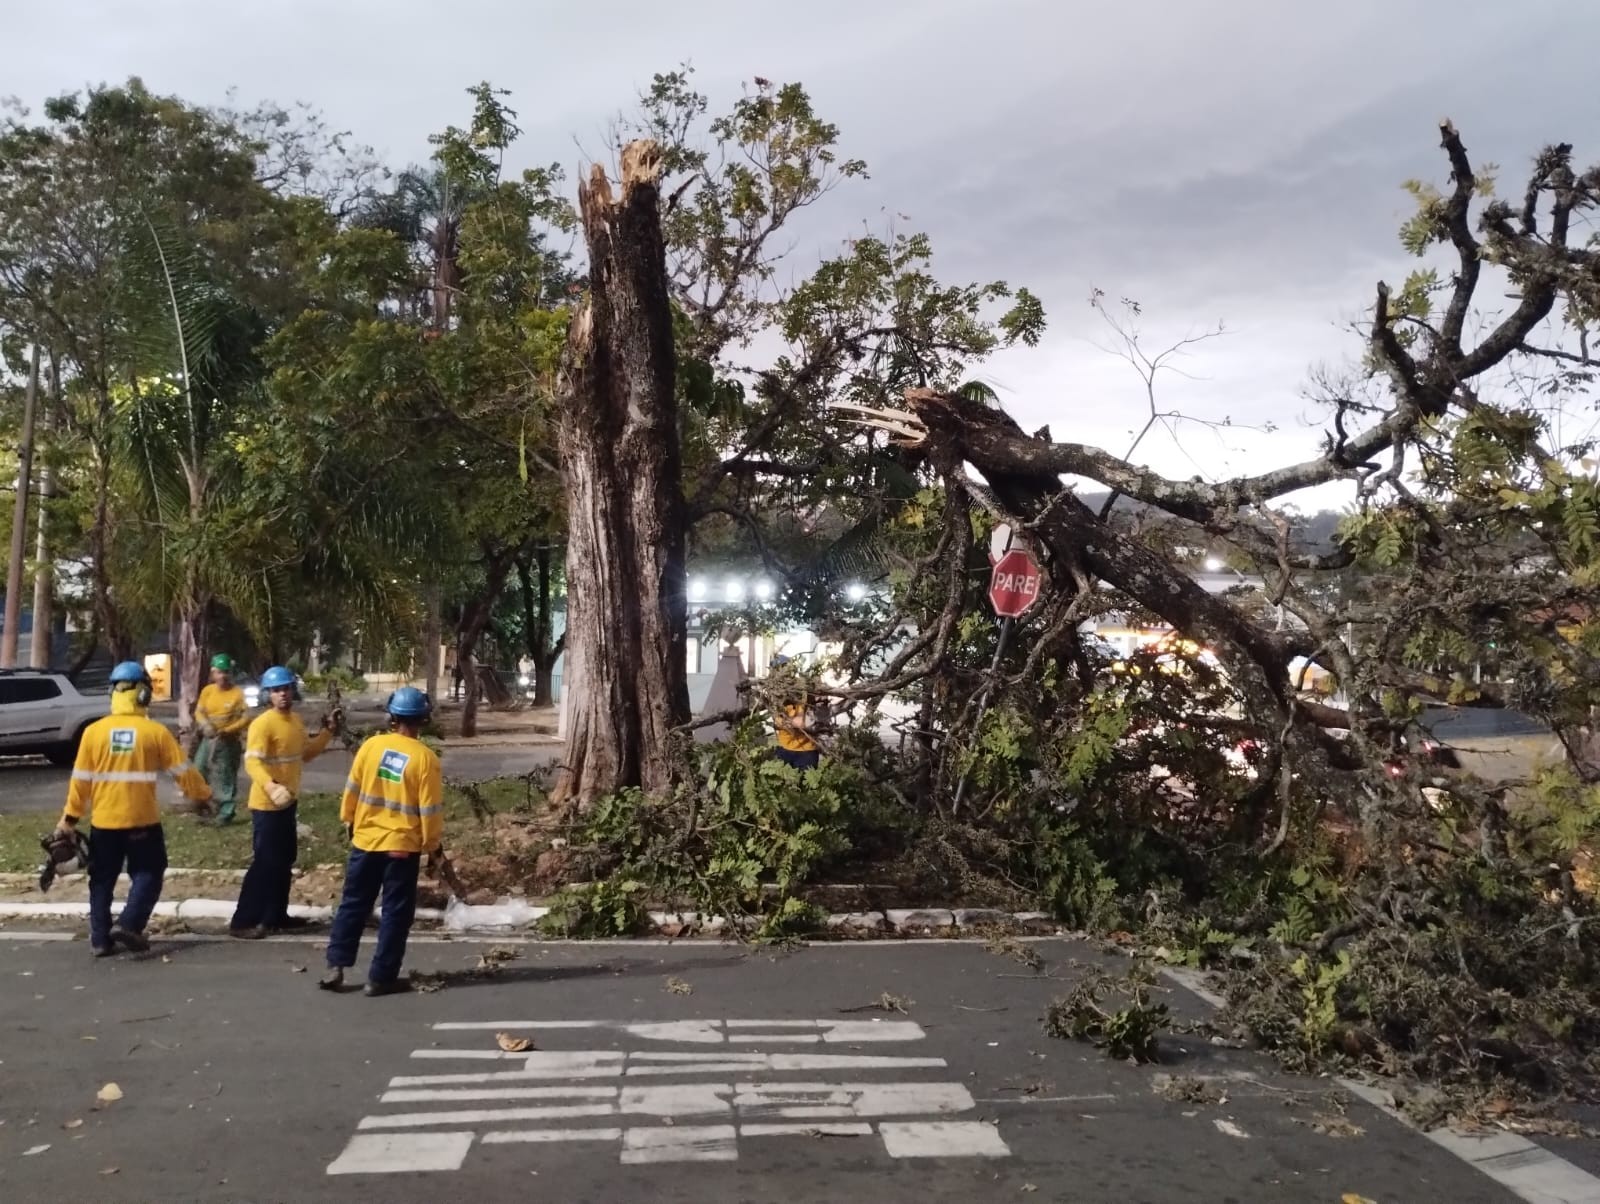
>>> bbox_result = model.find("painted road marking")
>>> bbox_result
[327,1132,474,1175]
[356,1081,981,1127]
[391,1051,949,1084]
[430,1018,927,1043]
[481,1127,624,1145]
[326,1018,1009,1173]
[622,1124,738,1164]
[878,1121,1012,1159]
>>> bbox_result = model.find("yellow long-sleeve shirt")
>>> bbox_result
[195,683,249,738]
[776,701,817,752]
[340,733,443,854]
[64,711,212,829]
[244,708,333,810]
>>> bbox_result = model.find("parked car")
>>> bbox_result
[0,669,107,766]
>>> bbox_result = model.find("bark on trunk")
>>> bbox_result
[517,547,564,709]
[553,141,690,808]
[1,344,40,669]
[89,428,131,663]
[456,548,516,738]
[28,350,61,669]
[422,580,442,702]
[173,591,209,742]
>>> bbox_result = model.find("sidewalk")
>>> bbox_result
[433,701,559,747]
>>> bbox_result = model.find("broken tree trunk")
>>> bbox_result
[553,140,690,808]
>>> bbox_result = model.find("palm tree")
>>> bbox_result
[354,167,469,329]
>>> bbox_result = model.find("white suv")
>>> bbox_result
[0,670,107,766]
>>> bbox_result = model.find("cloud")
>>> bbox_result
[10,0,1594,508]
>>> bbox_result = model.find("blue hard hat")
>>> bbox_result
[109,661,150,686]
[260,665,296,690]
[386,686,432,720]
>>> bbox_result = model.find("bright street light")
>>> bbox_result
[1204,557,1223,572]
[724,579,745,603]
[754,579,774,600]
[845,582,868,602]
[688,578,708,602]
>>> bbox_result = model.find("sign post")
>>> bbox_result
[953,541,1046,810]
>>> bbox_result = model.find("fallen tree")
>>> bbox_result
[533,121,1600,1121]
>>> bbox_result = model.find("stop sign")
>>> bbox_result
[988,548,1043,618]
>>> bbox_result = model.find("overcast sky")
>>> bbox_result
[9,0,1594,510]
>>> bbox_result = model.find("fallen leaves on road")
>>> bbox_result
[1308,1115,1366,1138]
[100,1166,119,1176]
[1155,1076,1225,1105]
[839,992,912,1015]
[478,945,522,971]
[290,965,306,974]
[63,1119,83,1130]
[495,1032,534,1053]
[410,970,447,992]
[664,977,693,995]
[95,1083,123,1104]
[1341,1195,1377,1204]
[984,934,1045,972]
[22,1144,49,1156]
[1212,1118,1249,1139]
[1020,1185,1038,1194]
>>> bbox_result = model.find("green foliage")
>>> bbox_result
[1045,965,1170,1062]
[303,666,369,695]
[1290,950,1353,1054]
[541,879,651,938]
[557,719,888,940]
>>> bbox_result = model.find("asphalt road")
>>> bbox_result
[0,936,1559,1203]
[0,743,562,814]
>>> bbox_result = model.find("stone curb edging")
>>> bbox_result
[1158,967,1600,1204]
[0,898,1060,936]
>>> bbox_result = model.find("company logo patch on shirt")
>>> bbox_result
[377,749,410,784]
[109,728,136,754]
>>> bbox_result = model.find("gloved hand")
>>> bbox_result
[425,849,443,874]
[341,822,354,844]
[51,818,77,842]
[266,782,293,808]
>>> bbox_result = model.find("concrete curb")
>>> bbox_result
[1158,966,1600,1204]
[0,897,1060,936]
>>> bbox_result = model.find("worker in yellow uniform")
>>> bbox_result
[769,654,821,772]
[50,661,213,956]
[320,687,442,996]
[230,665,335,937]
[194,653,249,824]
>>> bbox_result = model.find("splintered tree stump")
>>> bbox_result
[553,140,690,808]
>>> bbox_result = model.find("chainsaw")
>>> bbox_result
[37,829,90,892]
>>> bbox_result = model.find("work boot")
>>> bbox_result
[229,926,267,940]
[91,944,118,959]
[319,968,345,991]
[110,926,150,953]
[363,979,412,998]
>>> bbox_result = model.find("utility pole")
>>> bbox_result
[1,344,41,668]
[28,351,58,669]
